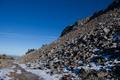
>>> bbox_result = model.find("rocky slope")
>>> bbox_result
[20,0,120,80]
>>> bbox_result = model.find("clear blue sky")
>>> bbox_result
[0,0,112,56]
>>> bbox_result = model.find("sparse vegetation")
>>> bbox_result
[25,49,36,54]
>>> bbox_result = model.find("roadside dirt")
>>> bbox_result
[8,63,43,80]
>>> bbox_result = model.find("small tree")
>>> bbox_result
[25,49,36,54]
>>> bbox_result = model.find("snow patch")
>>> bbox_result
[16,70,22,74]
[19,64,62,80]
[0,68,14,80]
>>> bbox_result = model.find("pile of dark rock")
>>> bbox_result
[22,0,120,80]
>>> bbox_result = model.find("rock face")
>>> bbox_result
[21,0,120,80]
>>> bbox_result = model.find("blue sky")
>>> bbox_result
[0,0,112,56]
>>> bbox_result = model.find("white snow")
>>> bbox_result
[63,68,69,73]
[16,70,22,74]
[93,48,100,52]
[19,64,62,80]
[0,68,14,80]
[11,65,16,69]
[89,63,102,70]
[80,63,102,71]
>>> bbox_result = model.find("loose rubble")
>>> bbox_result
[20,0,120,80]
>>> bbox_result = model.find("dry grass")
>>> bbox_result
[0,59,14,68]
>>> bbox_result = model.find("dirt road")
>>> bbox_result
[9,63,43,80]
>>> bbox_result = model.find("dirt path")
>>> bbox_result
[9,63,42,80]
